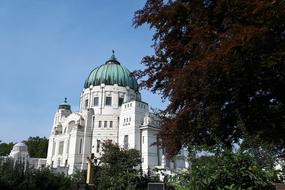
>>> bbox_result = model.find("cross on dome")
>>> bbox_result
[110,49,117,62]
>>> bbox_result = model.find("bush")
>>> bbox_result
[0,158,72,190]
[170,151,276,190]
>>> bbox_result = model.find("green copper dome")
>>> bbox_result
[84,52,138,91]
[59,98,71,110]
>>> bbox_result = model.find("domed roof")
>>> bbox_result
[84,52,138,91]
[12,142,28,152]
[58,98,71,110]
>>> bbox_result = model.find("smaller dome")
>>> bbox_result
[59,98,71,111]
[12,142,28,152]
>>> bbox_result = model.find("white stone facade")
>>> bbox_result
[46,56,188,175]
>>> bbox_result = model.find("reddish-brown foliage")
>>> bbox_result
[134,0,285,157]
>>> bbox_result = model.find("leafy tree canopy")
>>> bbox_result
[0,141,14,156]
[95,142,142,190]
[23,136,48,158]
[134,0,285,157]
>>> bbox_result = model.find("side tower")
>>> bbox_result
[140,113,162,172]
[46,99,72,170]
[118,100,148,150]
[47,99,87,174]
[118,100,162,172]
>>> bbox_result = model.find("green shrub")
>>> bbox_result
[170,151,276,190]
[0,158,71,190]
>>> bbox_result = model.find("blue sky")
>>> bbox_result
[0,0,166,143]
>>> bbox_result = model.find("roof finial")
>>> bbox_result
[105,49,120,65]
[110,50,116,61]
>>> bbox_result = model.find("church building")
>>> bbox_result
[46,53,187,175]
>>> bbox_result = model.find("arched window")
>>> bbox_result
[105,97,112,106]
[97,140,101,153]
[58,141,64,155]
[124,135,129,149]
[52,142,56,156]
[118,97,124,106]
[92,116,95,128]
[94,97,99,106]
[79,139,83,154]
[68,121,76,133]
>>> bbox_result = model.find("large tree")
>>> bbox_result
[95,142,142,189]
[0,141,14,156]
[23,136,48,158]
[133,0,285,157]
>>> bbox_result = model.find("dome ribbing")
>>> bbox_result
[84,53,138,91]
